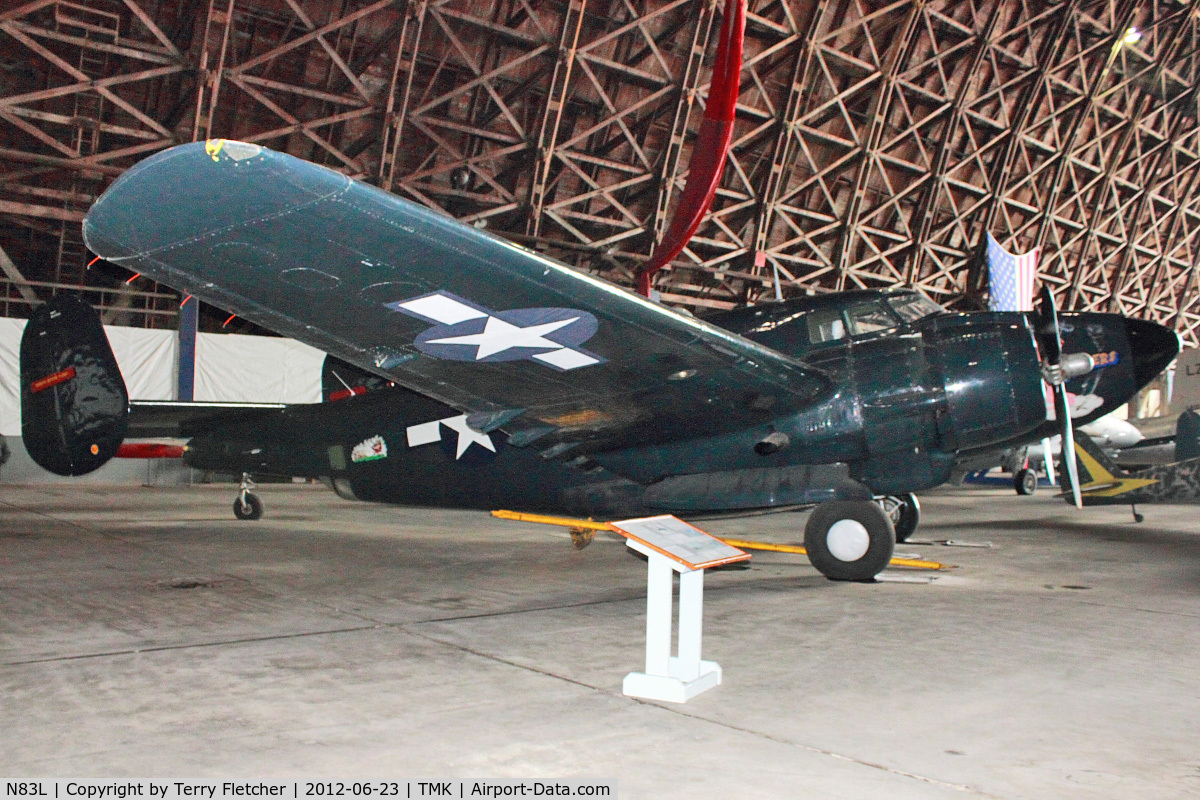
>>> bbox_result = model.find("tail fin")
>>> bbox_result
[1071,428,1125,486]
[20,294,128,475]
[1174,410,1200,462]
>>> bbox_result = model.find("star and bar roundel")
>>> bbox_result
[386,291,604,371]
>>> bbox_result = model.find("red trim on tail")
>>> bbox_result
[30,367,76,393]
[115,443,185,459]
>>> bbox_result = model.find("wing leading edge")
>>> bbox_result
[83,142,831,456]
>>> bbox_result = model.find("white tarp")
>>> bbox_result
[0,317,323,435]
[195,332,323,403]
[96,324,178,401]
[0,317,22,436]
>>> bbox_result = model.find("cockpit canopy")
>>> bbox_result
[707,289,945,355]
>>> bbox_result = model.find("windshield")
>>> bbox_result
[888,292,944,323]
[846,300,897,336]
[805,308,847,344]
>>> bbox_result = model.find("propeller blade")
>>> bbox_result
[1037,284,1082,507]
[1035,285,1061,363]
[1057,385,1083,508]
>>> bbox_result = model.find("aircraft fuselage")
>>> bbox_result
[184,290,1174,517]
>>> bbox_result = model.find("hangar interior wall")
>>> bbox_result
[0,318,324,437]
[5,0,1200,346]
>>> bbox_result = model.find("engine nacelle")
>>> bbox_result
[924,313,1047,452]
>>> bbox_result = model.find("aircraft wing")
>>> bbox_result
[83,142,832,458]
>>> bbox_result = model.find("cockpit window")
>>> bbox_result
[888,292,944,323]
[846,301,897,336]
[806,308,847,344]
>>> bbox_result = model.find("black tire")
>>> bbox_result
[233,492,263,520]
[878,493,921,542]
[804,500,895,582]
[1014,468,1038,495]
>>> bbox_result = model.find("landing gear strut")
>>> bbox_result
[1014,467,1038,495]
[804,500,895,582]
[233,472,263,520]
[877,493,921,542]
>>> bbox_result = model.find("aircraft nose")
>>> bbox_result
[1123,316,1180,388]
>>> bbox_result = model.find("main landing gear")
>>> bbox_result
[1014,467,1038,495]
[233,472,263,520]
[877,493,920,542]
[804,500,895,582]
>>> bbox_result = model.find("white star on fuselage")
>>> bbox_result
[440,415,497,458]
[426,315,579,360]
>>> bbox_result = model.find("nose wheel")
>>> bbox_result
[804,500,895,582]
[233,472,263,520]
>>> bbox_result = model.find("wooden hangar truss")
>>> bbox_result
[2,0,1200,344]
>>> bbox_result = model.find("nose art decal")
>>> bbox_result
[386,291,603,371]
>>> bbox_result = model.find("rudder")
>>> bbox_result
[1071,428,1125,486]
[1174,409,1200,462]
[20,294,128,475]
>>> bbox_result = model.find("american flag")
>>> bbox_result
[986,232,1039,312]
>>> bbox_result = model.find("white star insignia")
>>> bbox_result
[406,414,496,459]
[426,316,580,359]
[440,414,497,458]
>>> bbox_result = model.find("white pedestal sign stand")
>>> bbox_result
[608,515,750,703]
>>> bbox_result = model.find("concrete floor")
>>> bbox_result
[1,483,1198,799]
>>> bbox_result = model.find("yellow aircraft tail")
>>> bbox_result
[1071,429,1124,487]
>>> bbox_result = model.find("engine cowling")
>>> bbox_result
[924,313,1047,452]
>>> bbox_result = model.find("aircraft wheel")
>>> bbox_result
[233,492,263,520]
[804,500,895,582]
[1014,468,1038,495]
[878,493,921,542]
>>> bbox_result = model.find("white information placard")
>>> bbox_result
[608,514,749,570]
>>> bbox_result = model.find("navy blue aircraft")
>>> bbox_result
[20,141,1178,581]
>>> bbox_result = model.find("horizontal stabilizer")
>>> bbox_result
[20,294,128,475]
[126,400,286,439]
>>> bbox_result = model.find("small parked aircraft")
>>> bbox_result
[20,142,1178,581]
[958,409,1146,496]
[1069,410,1200,520]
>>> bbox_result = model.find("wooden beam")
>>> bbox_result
[0,244,40,305]
[0,200,86,221]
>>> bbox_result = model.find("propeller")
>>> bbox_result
[1034,286,1090,508]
